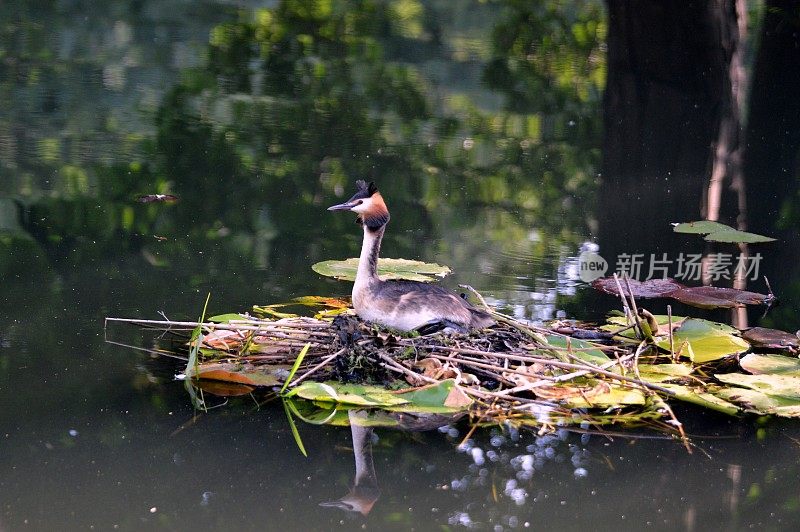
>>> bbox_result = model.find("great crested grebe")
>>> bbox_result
[328,180,495,332]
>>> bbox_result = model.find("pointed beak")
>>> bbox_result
[327,201,356,211]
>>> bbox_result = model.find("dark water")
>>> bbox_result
[2,1,800,530]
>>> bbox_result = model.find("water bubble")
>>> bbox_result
[504,479,518,494]
[471,447,485,466]
[509,488,528,505]
[68,429,78,437]
[520,455,534,471]
[200,491,214,506]
[516,470,533,481]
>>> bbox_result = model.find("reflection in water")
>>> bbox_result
[319,410,381,517]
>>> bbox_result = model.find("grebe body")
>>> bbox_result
[328,181,494,332]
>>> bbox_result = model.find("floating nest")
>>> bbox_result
[107,294,800,447]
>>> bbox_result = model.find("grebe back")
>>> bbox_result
[328,181,494,332]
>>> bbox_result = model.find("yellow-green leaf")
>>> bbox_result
[312,257,451,282]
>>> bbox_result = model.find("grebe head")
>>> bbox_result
[328,180,390,229]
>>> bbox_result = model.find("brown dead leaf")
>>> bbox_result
[443,384,474,408]
[532,381,611,400]
[195,380,256,397]
[414,358,442,377]
[192,329,244,350]
[185,362,284,387]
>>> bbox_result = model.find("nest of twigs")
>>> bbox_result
[107,305,697,444]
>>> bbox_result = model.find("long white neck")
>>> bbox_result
[355,225,384,288]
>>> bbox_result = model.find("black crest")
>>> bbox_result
[349,180,378,202]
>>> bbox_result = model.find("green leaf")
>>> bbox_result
[672,221,776,243]
[283,380,473,414]
[672,220,734,234]
[285,381,411,407]
[660,384,741,416]
[207,313,245,323]
[704,230,776,243]
[391,379,473,413]
[187,293,212,390]
[562,384,647,408]
[715,373,800,400]
[740,353,800,376]
[312,257,451,282]
[280,343,311,394]
[714,387,800,417]
[282,399,308,457]
[637,363,693,383]
[545,334,610,365]
[655,318,749,363]
[285,400,354,426]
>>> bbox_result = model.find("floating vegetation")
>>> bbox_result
[312,257,452,282]
[672,220,776,243]
[107,281,800,450]
[592,276,774,309]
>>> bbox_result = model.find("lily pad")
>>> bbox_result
[285,381,410,407]
[637,363,694,383]
[672,220,776,243]
[672,220,733,234]
[740,353,800,376]
[742,327,799,350]
[703,230,776,244]
[391,379,473,413]
[591,277,685,298]
[670,286,771,309]
[656,319,749,363]
[285,380,472,414]
[545,334,611,365]
[715,373,800,400]
[592,277,771,310]
[714,387,800,417]
[660,384,741,416]
[285,399,466,428]
[562,383,647,408]
[312,257,452,282]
